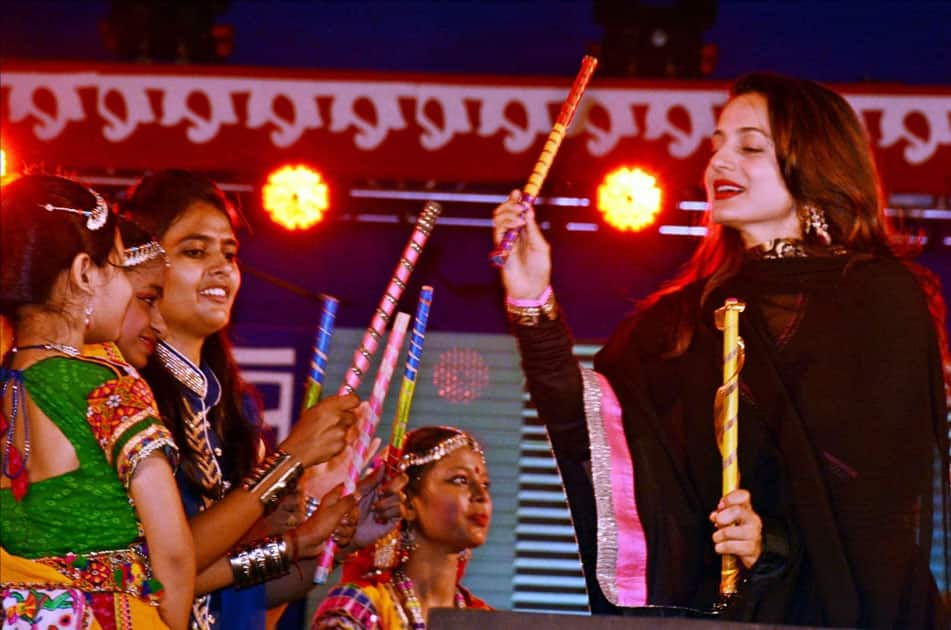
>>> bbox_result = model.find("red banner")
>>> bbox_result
[2,60,949,196]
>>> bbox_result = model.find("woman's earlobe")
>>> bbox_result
[69,253,95,296]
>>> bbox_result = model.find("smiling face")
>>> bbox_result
[158,202,240,348]
[704,92,800,247]
[407,446,492,554]
[116,260,167,369]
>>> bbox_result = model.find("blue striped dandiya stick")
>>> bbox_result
[302,295,339,411]
[384,286,434,478]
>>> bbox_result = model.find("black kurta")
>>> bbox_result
[516,253,950,627]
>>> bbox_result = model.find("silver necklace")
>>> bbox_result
[11,343,81,357]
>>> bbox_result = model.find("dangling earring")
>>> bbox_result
[458,548,472,563]
[399,523,418,565]
[801,203,832,246]
[84,304,94,328]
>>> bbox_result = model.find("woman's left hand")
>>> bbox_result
[351,466,408,549]
[709,488,762,569]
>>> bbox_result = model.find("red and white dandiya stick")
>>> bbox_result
[338,201,441,396]
[490,55,598,268]
[313,312,409,583]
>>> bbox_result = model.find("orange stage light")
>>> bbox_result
[0,149,6,178]
[262,165,329,230]
[596,167,662,232]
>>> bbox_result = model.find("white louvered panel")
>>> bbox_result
[515,541,583,554]
[513,343,600,615]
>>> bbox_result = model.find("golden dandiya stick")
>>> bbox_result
[714,297,746,598]
[489,55,598,268]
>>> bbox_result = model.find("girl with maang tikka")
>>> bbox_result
[313,426,493,629]
[1,174,194,628]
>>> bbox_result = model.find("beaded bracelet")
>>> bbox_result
[241,449,304,514]
[505,287,559,326]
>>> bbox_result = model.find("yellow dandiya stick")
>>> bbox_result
[489,55,598,268]
[714,297,746,598]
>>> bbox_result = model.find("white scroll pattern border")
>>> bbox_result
[2,71,949,165]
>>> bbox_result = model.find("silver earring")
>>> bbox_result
[802,203,831,246]
[84,304,94,328]
[400,524,418,552]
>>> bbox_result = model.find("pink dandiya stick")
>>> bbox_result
[337,201,441,396]
[490,55,598,268]
[348,311,410,494]
[313,312,409,583]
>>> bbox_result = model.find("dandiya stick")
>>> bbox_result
[384,286,434,480]
[714,297,746,598]
[302,295,339,412]
[338,201,441,396]
[489,55,598,268]
[313,313,410,583]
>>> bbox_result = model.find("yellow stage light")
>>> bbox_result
[262,165,329,230]
[596,167,662,232]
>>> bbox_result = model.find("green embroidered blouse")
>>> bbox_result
[0,356,176,557]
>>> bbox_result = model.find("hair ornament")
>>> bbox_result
[121,240,169,268]
[41,190,109,231]
[401,430,484,470]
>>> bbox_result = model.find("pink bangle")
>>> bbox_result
[506,285,553,308]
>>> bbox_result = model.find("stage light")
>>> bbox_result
[0,149,6,178]
[262,165,329,231]
[433,348,490,405]
[596,167,662,232]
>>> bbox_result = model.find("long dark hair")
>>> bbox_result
[1,175,118,319]
[122,169,259,489]
[640,73,930,358]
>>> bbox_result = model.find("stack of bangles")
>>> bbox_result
[229,536,293,589]
[505,285,558,326]
[241,449,304,514]
[229,449,305,588]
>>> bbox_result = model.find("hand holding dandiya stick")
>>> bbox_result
[714,297,746,598]
[489,55,597,268]
[314,312,410,583]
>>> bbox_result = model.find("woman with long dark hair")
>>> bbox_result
[493,73,950,627]
[1,174,194,628]
[122,170,365,629]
